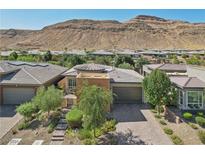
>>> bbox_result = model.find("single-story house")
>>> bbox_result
[143,64,205,110]
[0,61,68,105]
[61,63,144,109]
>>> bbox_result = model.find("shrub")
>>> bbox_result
[195,116,205,127]
[163,127,173,135]
[83,139,96,145]
[66,128,76,138]
[16,102,37,120]
[182,112,193,120]
[197,112,204,117]
[95,128,104,138]
[171,135,184,145]
[66,107,83,128]
[151,109,157,113]
[78,129,93,140]
[18,121,29,130]
[101,120,117,133]
[155,106,164,113]
[155,115,162,119]
[47,114,60,133]
[198,130,205,144]
[188,122,198,129]
[159,120,167,125]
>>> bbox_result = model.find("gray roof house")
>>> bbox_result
[143,64,205,110]
[0,61,67,105]
[62,63,144,104]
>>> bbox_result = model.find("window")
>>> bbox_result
[179,90,183,105]
[68,78,76,92]
[187,91,203,109]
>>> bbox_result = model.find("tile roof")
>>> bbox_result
[74,63,111,72]
[170,76,205,88]
[0,61,67,85]
[146,64,187,72]
[64,63,143,83]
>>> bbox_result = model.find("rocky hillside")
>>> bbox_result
[1,15,205,50]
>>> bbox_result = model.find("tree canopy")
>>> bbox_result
[33,86,63,116]
[78,84,112,137]
[143,69,172,114]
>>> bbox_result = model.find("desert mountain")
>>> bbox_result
[0,15,205,51]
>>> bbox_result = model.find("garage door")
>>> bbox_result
[3,87,35,105]
[113,87,142,103]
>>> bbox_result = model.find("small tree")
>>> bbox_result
[135,57,150,73]
[118,62,134,69]
[78,84,112,137]
[43,50,52,62]
[16,102,36,120]
[33,86,63,116]
[9,51,18,60]
[143,69,172,115]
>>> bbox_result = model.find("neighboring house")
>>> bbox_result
[0,61,67,105]
[143,64,205,111]
[61,63,144,109]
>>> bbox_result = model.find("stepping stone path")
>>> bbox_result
[32,140,44,145]
[50,108,69,144]
[7,138,22,145]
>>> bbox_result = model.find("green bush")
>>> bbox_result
[83,139,96,145]
[95,128,104,138]
[47,112,60,133]
[197,112,204,117]
[155,115,162,119]
[66,107,83,128]
[101,120,117,133]
[151,109,157,113]
[163,127,173,135]
[16,102,37,120]
[78,129,93,140]
[159,120,167,125]
[171,135,184,145]
[182,112,193,120]
[18,121,29,130]
[195,116,205,127]
[66,128,76,138]
[188,122,198,129]
[155,106,164,113]
[198,130,205,144]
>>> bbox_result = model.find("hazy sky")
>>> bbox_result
[0,9,205,30]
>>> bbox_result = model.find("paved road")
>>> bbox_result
[0,105,22,140]
[112,104,172,145]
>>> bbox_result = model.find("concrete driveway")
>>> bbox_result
[0,105,22,140]
[111,104,172,145]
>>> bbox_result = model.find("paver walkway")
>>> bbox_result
[50,108,69,144]
[112,104,172,145]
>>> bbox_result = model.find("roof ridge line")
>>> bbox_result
[184,77,192,87]
[22,68,42,84]
[157,63,165,69]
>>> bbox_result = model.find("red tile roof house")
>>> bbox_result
[143,64,205,111]
[0,61,68,105]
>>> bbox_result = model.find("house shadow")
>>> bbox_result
[98,129,147,145]
[0,105,17,117]
[111,104,149,122]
